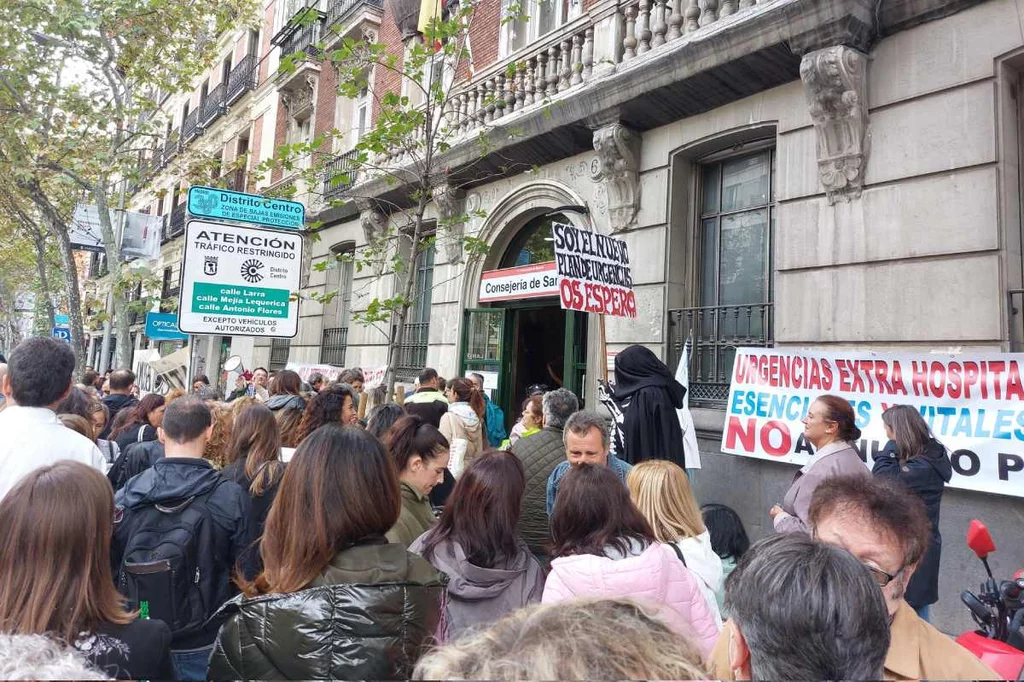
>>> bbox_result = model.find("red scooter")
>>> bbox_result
[955,519,1024,680]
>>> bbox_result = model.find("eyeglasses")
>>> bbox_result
[864,563,903,588]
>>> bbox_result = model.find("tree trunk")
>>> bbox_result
[26,225,56,331]
[92,179,133,370]
[385,207,427,396]
[24,183,88,371]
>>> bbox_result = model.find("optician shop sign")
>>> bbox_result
[187,186,305,230]
[178,220,302,338]
[478,262,559,303]
[145,312,188,341]
[723,348,1024,498]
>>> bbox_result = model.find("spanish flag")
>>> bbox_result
[417,0,444,43]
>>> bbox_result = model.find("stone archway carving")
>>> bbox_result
[461,180,591,308]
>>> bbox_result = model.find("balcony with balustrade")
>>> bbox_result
[322,150,359,201]
[162,130,180,164]
[200,83,227,126]
[163,205,186,243]
[348,0,940,213]
[182,109,203,143]
[325,0,383,43]
[226,54,258,105]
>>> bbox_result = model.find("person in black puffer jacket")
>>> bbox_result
[872,405,953,622]
[209,425,445,681]
[509,388,578,561]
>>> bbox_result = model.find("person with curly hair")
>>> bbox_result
[295,383,359,443]
[203,403,235,469]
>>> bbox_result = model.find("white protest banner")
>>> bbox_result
[551,223,636,318]
[478,262,559,302]
[285,362,343,383]
[148,345,192,393]
[362,366,388,390]
[178,220,302,338]
[722,348,1024,497]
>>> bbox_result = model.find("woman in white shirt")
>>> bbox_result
[627,459,723,623]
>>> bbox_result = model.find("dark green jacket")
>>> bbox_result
[208,540,445,681]
[510,426,566,556]
[386,481,436,547]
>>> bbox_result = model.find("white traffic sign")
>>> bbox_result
[178,219,302,338]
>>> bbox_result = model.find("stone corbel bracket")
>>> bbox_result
[800,45,870,205]
[591,122,641,233]
[433,182,467,264]
[357,201,389,275]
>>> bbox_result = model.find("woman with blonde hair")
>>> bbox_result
[413,598,708,680]
[628,459,723,622]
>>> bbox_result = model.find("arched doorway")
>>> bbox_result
[459,212,588,431]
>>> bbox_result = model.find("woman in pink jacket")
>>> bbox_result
[542,464,721,659]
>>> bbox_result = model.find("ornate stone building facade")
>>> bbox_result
[88,0,1024,632]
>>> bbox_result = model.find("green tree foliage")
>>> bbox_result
[0,0,257,368]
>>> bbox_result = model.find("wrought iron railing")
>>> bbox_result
[163,130,180,161]
[200,83,226,126]
[1009,290,1024,352]
[226,54,257,105]
[668,302,774,407]
[326,0,382,30]
[164,205,186,242]
[270,338,291,372]
[280,13,323,61]
[322,150,359,199]
[395,322,430,383]
[321,326,349,367]
[215,167,247,192]
[182,109,203,142]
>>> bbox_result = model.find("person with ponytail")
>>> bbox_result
[222,404,286,578]
[440,377,485,475]
[770,395,869,534]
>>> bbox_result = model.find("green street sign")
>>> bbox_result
[187,186,305,230]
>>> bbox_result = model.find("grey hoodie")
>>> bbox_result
[409,533,545,641]
[264,393,306,412]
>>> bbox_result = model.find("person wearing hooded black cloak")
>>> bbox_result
[605,345,686,467]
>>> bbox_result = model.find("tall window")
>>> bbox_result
[269,338,291,372]
[502,0,575,55]
[395,241,435,382]
[248,29,260,58]
[686,147,775,405]
[221,57,232,86]
[320,245,355,366]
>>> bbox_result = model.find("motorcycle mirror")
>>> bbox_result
[967,519,996,559]
[223,355,243,373]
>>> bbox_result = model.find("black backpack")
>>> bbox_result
[114,488,221,638]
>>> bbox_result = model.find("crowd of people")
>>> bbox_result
[0,336,1003,680]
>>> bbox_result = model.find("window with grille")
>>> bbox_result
[269,338,291,372]
[320,245,355,367]
[672,147,775,407]
[395,241,435,383]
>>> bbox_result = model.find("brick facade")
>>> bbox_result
[466,1,500,75]
[271,93,288,183]
[259,2,276,85]
[314,64,338,156]
[373,1,404,121]
[250,114,264,191]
